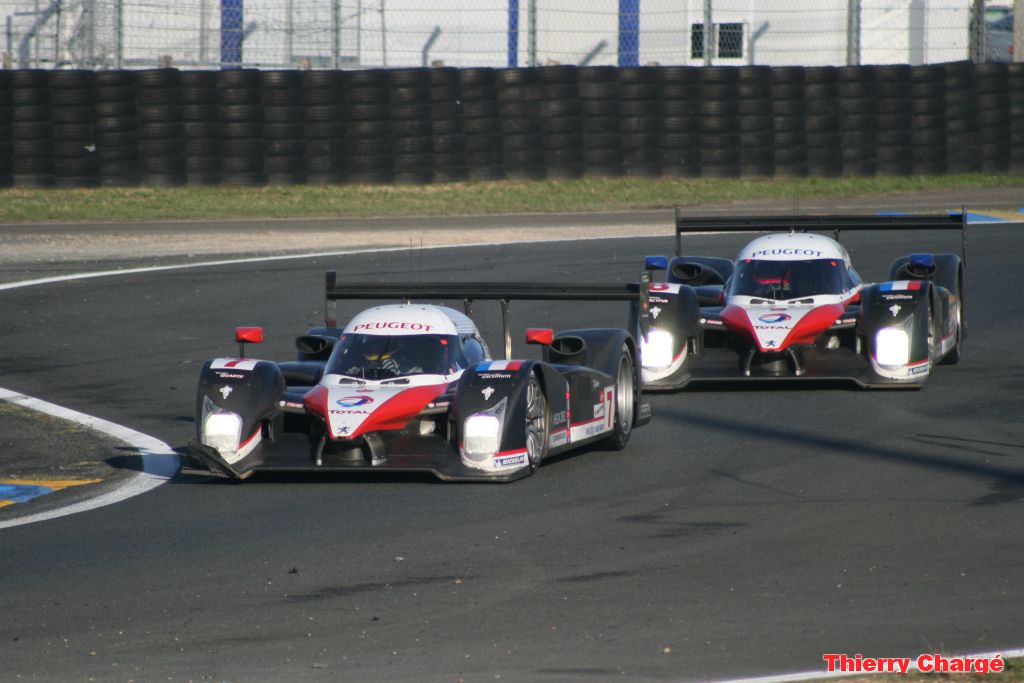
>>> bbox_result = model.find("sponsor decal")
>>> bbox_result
[494,454,527,468]
[336,396,374,408]
[882,293,914,301]
[551,410,567,426]
[477,360,523,372]
[651,306,662,320]
[764,340,777,348]
[478,372,514,380]
[336,425,350,436]
[218,386,233,400]
[649,283,670,291]
[910,364,930,375]
[352,321,434,332]
[758,313,792,324]
[279,400,304,410]
[880,280,923,292]
[889,304,901,317]
[215,372,246,380]
[593,401,606,419]
[649,296,670,304]
[823,653,1004,675]
[481,386,495,400]
[548,429,569,448]
[330,409,372,415]
[750,248,823,257]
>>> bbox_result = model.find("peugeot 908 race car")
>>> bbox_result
[640,211,966,389]
[187,275,651,481]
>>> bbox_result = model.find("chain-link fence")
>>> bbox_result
[0,0,1017,70]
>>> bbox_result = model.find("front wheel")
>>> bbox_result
[525,375,548,472]
[604,347,636,451]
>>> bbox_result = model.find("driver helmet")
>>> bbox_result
[752,260,790,286]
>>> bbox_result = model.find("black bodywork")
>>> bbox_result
[641,211,967,390]
[187,276,652,481]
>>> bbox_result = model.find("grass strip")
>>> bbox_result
[0,174,1021,223]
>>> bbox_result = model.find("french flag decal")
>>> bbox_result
[880,280,923,292]
[476,360,523,371]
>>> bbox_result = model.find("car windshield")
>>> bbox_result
[729,258,848,300]
[327,333,467,379]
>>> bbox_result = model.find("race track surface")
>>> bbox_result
[0,215,1022,682]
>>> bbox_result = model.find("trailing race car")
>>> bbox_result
[187,275,651,481]
[640,210,967,389]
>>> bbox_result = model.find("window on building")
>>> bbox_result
[691,22,744,59]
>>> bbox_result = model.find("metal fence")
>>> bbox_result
[2,0,1017,71]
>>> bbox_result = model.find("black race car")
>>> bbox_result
[639,211,966,389]
[187,275,652,481]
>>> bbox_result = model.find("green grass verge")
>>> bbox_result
[0,174,1021,222]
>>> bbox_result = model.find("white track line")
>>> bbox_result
[0,388,178,530]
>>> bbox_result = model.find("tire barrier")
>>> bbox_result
[659,66,700,178]
[805,66,842,177]
[1011,63,1024,174]
[737,65,773,178]
[96,70,139,186]
[0,71,10,187]
[579,65,622,178]
[699,66,740,178]
[1,62,1021,189]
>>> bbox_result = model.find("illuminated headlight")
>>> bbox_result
[203,409,243,458]
[463,414,501,463]
[875,328,910,367]
[641,329,675,368]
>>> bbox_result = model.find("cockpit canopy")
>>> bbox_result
[327,333,469,379]
[728,258,858,300]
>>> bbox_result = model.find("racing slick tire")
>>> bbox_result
[525,375,549,472]
[604,346,637,451]
[939,272,964,366]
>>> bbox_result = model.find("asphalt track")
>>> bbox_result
[1,200,1023,682]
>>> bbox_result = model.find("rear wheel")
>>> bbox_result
[525,376,548,471]
[940,274,964,365]
[605,348,636,451]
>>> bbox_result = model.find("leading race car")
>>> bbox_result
[187,275,651,481]
[639,210,967,389]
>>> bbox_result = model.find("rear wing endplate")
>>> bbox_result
[673,207,968,265]
[325,273,651,360]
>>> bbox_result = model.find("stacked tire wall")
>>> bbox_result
[1,62,1022,189]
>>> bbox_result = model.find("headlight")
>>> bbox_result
[461,396,508,467]
[463,414,501,462]
[203,408,243,459]
[641,329,674,368]
[875,328,910,367]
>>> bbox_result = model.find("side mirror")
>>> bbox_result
[235,326,264,358]
[645,255,669,271]
[525,328,554,346]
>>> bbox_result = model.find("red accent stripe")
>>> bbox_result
[505,360,523,371]
[348,384,448,439]
[720,304,757,342]
[303,385,330,420]
[780,304,846,348]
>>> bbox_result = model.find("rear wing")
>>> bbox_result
[325,272,651,360]
[673,207,968,265]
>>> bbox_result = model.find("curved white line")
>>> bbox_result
[0,388,178,530]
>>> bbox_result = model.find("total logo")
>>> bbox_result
[336,395,374,408]
[758,313,792,324]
